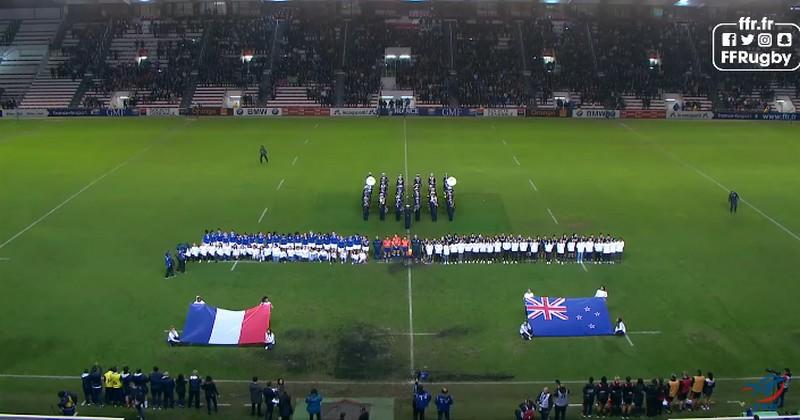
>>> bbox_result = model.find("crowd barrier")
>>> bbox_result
[2,106,799,122]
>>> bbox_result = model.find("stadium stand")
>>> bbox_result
[0,18,60,107]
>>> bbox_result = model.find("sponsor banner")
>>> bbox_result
[621,109,666,119]
[95,108,140,117]
[666,110,713,120]
[234,107,283,117]
[48,108,93,117]
[714,111,800,121]
[4,108,49,118]
[144,107,180,117]
[481,108,521,117]
[416,107,478,117]
[330,107,377,117]
[378,107,418,116]
[527,108,569,118]
[284,107,329,117]
[572,109,620,119]
[186,107,224,116]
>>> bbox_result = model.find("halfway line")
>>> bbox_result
[0,145,151,250]
[276,179,285,191]
[258,207,269,224]
[547,208,559,225]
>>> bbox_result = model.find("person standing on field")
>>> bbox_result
[435,388,453,420]
[250,377,263,416]
[260,145,269,164]
[554,380,569,420]
[728,191,739,213]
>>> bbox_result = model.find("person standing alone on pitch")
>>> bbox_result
[728,191,739,214]
[260,145,269,164]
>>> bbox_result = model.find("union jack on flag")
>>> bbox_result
[522,296,614,337]
[525,297,569,321]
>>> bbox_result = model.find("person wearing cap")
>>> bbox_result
[435,388,454,420]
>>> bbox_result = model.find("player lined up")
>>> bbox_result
[362,172,456,222]
[184,230,371,264]
[418,234,625,264]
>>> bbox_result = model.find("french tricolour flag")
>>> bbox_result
[181,302,271,345]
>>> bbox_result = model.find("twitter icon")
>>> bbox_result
[740,34,755,46]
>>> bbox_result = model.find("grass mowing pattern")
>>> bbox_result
[0,117,799,418]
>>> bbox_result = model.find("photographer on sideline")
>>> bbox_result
[57,390,78,416]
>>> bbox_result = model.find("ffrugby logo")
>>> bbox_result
[713,17,800,72]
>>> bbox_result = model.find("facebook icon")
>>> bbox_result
[722,32,738,46]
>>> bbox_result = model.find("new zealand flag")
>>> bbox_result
[524,296,613,337]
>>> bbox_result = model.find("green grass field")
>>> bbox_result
[0,117,798,419]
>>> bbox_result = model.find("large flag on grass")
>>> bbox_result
[524,296,613,337]
[182,302,271,345]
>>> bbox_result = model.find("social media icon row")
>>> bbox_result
[722,32,793,47]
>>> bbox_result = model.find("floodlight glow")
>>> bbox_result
[385,54,397,59]
[399,54,411,59]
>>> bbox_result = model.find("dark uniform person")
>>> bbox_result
[263,381,277,420]
[80,369,92,406]
[150,367,163,409]
[162,372,175,409]
[177,247,186,273]
[362,194,370,221]
[89,366,103,405]
[164,252,174,278]
[188,371,202,409]
[728,191,739,213]
[445,190,454,221]
[414,188,421,221]
[259,145,268,164]
[395,194,403,221]
[404,204,412,230]
[379,194,386,221]
[430,194,438,222]
[249,377,263,416]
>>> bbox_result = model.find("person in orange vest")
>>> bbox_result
[382,237,391,262]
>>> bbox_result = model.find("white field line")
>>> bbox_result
[276,179,284,191]
[528,179,539,192]
[619,122,800,243]
[512,155,521,166]
[624,334,635,347]
[291,156,298,166]
[257,207,269,224]
[0,373,773,386]
[403,118,414,374]
[0,145,152,250]
[230,260,239,272]
[547,208,559,225]
[627,330,662,335]
[0,257,9,261]
[580,261,588,272]
[304,139,309,144]
[403,119,409,190]
[502,139,507,145]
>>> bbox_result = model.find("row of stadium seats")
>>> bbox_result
[3,9,800,111]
